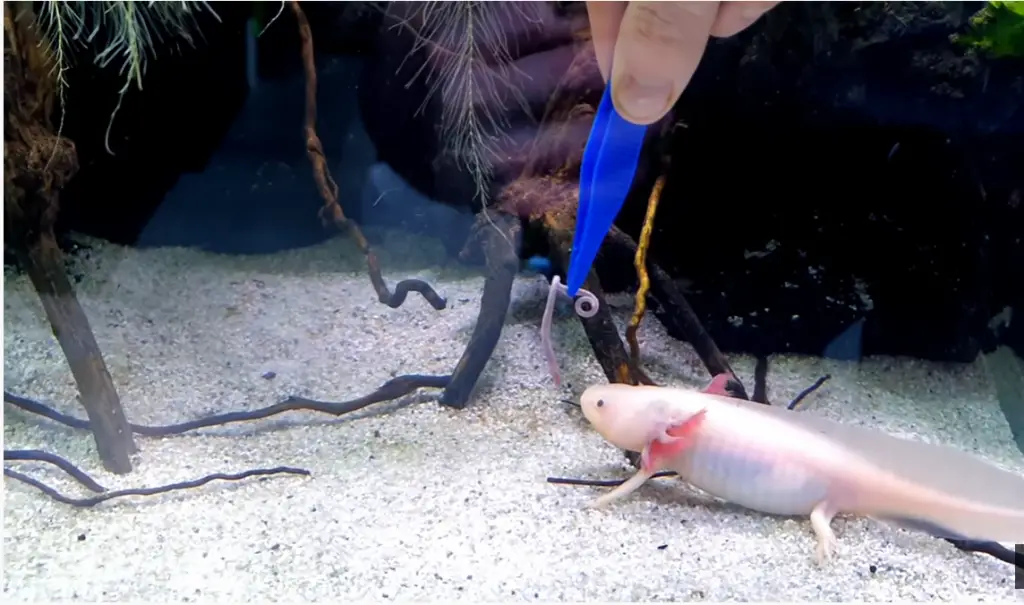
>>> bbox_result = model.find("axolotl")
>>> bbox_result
[578,380,1024,563]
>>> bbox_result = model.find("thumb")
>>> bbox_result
[610,1,719,125]
[586,1,628,82]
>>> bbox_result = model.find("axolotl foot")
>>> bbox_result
[810,501,839,565]
[588,469,656,509]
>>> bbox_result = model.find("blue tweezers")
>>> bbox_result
[566,85,648,297]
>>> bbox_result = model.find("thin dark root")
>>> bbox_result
[788,374,832,410]
[4,373,450,508]
[4,374,449,436]
[4,462,309,508]
[547,471,678,487]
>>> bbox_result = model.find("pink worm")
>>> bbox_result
[540,275,599,387]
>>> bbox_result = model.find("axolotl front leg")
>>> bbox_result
[588,409,708,509]
[588,467,660,509]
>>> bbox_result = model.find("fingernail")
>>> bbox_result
[613,74,674,123]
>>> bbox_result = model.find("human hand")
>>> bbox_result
[586,1,780,124]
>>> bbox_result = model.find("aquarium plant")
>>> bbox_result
[952,0,1024,58]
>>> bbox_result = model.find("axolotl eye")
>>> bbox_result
[596,399,604,408]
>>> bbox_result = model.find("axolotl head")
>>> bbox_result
[580,379,738,453]
[579,383,667,453]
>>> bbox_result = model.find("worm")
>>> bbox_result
[541,275,599,387]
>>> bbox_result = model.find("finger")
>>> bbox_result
[586,1,628,82]
[709,1,780,37]
[611,1,719,125]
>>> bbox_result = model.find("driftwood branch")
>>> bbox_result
[13,233,139,472]
[4,374,450,437]
[547,470,677,487]
[4,449,106,492]
[537,204,654,386]
[4,449,309,508]
[788,374,832,410]
[625,175,665,377]
[441,211,522,409]
[604,225,747,398]
[290,0,445,311]
[753,356,770,404]
[4,3,137,474]
[4,373,451,508]
[566,261,655,386]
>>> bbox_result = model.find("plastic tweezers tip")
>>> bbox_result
[566,86,647,296]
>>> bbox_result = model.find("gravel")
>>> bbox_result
[4,233,1022,602]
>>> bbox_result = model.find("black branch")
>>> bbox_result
[441,211,521,409]
[4,374,450,437]
[4,459,309,508]
[5,374,452,509]
[4,449,106,492]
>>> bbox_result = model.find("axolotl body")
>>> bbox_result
[578,380,1024,563]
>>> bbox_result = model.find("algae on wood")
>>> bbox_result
[3,3,138,473]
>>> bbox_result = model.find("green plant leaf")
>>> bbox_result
[953,0,1024,59]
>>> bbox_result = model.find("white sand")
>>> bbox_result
[4,231,1024,602]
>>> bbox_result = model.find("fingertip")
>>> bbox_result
[609,2,716,125]
[586,1,628,82]
[709,1,779,38]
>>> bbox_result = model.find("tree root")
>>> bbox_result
[441,211,522,409]
[4,373,450,507]
[4,449,309,509]
[5,374,450,437]
[290,0,445,311]
[753,355,770,404]
[4,3,137,474]
[625,175,665,376]
[604,224,749,399]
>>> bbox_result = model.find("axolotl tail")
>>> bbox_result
[851,464,1024,544]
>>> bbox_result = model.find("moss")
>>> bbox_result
[393,2,539,207]
[952,1,1024,59]
[28,1,217,153]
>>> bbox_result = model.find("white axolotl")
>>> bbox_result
[578,381,1024,563]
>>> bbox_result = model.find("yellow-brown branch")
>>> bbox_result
[289,0,445,310]
[626,175,666,370]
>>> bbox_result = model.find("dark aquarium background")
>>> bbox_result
[7,1,1024,451]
